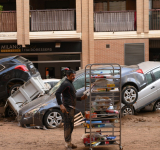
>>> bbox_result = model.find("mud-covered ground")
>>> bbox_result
[0,111,160,150]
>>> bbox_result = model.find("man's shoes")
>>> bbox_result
[65,142,77,149]
[65,146,72,150]
[65,142,72,150]
[71,143,77,149]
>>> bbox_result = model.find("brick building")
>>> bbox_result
[0,0,159,79]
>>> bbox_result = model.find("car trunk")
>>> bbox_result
[121,65,139,76]
[14,56,37,75]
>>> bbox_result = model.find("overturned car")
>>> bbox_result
[0,56,40,116]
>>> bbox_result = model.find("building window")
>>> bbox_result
[106,44,110,48]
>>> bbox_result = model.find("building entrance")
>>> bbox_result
[149,40,160,61]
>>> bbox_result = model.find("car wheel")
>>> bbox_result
[153,100,160,111]
[121,105,134,117]
[5,107,16,117]
[122,86,138,105]
[44,109,63,129]
[9,84,22,96]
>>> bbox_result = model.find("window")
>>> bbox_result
[73,73,91,90]
[106,44,110,48]
[145,72,153,85]
[73,74,86,90]
[45,67,55,79]
[49,77,66,95]
[153,0,160,9]
[73,69,119,90]
[92,70,119,76]
[152,67,160,80]
[94,0,127,11]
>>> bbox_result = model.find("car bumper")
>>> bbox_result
[18,112,44,127]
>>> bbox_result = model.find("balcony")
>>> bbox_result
[0,11,17,32]
[30,9,76,31]
[94,10,136,32]
[149,9,160,30]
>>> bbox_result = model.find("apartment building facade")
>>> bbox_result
[0,0,160,79]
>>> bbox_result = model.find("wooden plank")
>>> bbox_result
[74,121,85,127]
[74,118,85,124]
[74,115,84,122]
[74,112,83,118]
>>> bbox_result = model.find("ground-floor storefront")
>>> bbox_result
[149,39,160,61]
[0,42,82,79]
[1,38,160,78]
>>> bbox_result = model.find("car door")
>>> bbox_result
[73,74,87,113]
[135,71,158,110]
[152,67,160,98]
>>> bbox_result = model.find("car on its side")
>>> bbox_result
[18,62,160,128]
[122,61,160,116]
[0,56,40,116]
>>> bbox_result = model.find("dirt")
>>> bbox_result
[0,111,160,150]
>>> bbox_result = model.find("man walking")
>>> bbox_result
[55,69,86,150]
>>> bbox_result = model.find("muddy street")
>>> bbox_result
[0,111,160,150]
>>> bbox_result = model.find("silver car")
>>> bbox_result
[122,61,160,116]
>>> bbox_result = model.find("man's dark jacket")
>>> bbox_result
[55,78,80,108]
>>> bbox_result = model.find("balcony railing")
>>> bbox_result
[149,9,160,30]
[94,10,136,32]
[0,11,17,32]
[30,9,76,31]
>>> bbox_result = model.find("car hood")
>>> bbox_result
[19,94,56,114]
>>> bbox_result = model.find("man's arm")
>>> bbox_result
[77,94,88,101]
[55,84,64,105]
[55,83,67,113]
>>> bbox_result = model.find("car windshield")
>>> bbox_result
[49,77,66,95]
[49,69,86,95]
[49,66,120,95]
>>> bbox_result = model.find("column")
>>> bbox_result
[136,0,143,33]
[76,0,82,33]
[16,0,30,47]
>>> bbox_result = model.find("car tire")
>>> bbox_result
[5,107,16,117]
[121,105,134,117]
[122,86,138,105]
[153,100,160,111]
[9,84,22,96]
[44,109,63,129]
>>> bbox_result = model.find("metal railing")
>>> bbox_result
[30,9,76,31]
[94,10,136,32]
[0,11,17,32]
[149,9,160,30]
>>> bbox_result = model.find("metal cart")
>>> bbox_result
[84,63,122,150]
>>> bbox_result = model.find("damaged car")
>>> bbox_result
[18,61,160,128]
[0,56,40,116]
[18,72,85,129]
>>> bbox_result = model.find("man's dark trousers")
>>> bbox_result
[63,108,75,142]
